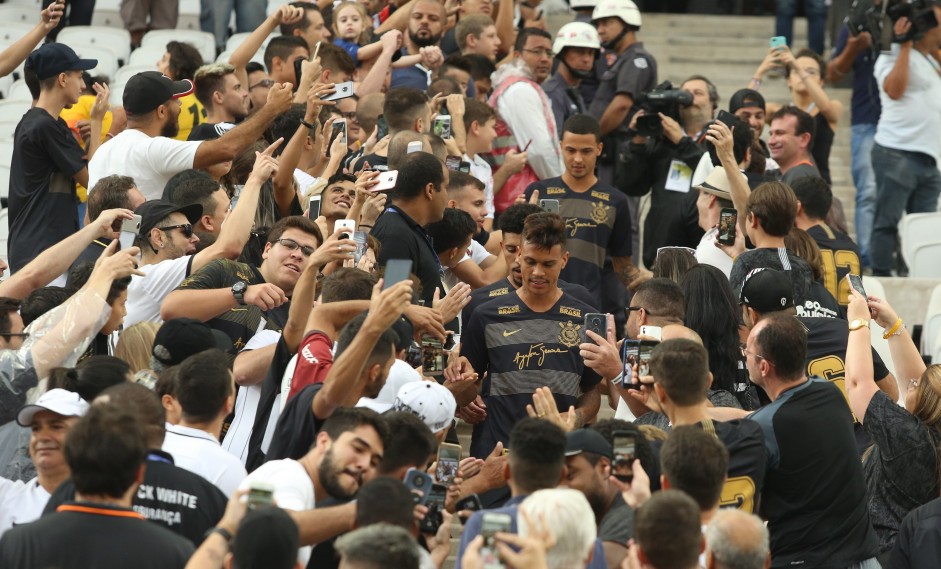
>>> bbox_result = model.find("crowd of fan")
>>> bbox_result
[1,0,941,568]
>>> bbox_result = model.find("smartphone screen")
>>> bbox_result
[383,259,413,289]
[612,431,636,482]
[247,482,275,510]
[436,443,462,485]
[622,340,639,388]
[638,340,656,377]
[307,195,322,219]
[326,120,346,158]
[445,155,462,172]
[717,207,737,246]
[422,335,445,376]
[433,115,452,139]
[376,115,389,139]
[848,274,867,298]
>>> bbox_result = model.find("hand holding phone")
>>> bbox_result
[321,81,354,101]
[119,215,142,250]
[717,207,737,246]
[307,195,322,219]
[612,431,636,483]
[848,274,867,298]
[770,36,787,49]
[539,199,560,213]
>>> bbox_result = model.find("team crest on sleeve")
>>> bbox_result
[558,321,581,347]
[590,201,610,224]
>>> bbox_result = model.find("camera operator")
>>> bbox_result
[617,76,718,269]
[869,3,941,276]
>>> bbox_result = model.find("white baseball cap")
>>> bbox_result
[16,389,89,427]
[390,381,456,433]
[357,359,421,413]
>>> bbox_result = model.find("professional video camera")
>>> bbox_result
[845,0,886,40]
[887,0,939,42]
[633,81,692,138]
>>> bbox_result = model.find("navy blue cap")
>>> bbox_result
[25,43,96,80]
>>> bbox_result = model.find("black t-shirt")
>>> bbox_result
[265,382,326,462]
[730,247,815,305]
[8,108,86,272]
[175,259,289,353]
[246,336,300,471]
[523,178,632,306]
[598,493,634,544]
[42,450,227,545]
[187,122,232,141]
[462,277,596,325]
[886,496,941,569]
[748,378,879,568]
[372,205,444,308]
[69,240,108,273]
[0,502,194,569]
[806,223,862,306]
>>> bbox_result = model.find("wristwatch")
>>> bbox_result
[232,281,248,305]
[848,319,870,332]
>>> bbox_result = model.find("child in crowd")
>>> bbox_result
[331,1,421,69]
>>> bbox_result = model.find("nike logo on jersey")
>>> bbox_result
[503,329,522,337]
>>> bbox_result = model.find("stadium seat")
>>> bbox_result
[0,73,13,98]
[113,64,155,86]
[0,121,17,142]
[0,100,30,124]
[863,276,895,379]
[0,22,35,42]
[142,30,216,63]
[922,284,941,357]
[0,6,38,25]
[5,80,32,101]
[178,0,201,30]
[57,26,133,66]
[215,49,265,66]
[0,208,9,264]
[90,0,122,28]
[899,212,941,268]
[128,44,167,67]
[909,242,941,279]
[74,44,119,79]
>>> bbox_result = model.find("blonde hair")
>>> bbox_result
[638,424,668,442]
[910,365,941,491]
[784,227,824,281]
[333,1,373,46]
[114,322,160,373]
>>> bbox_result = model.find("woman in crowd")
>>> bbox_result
[652,247,698,283]
[845,284,940,557]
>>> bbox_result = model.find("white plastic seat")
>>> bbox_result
[0,6,38,25]
[74,44,119,79]
[909,242,941,278]
[56,26,132,65]
[899,212,941,267]
[90,7,123,28]
[0,73,13,98]
[216,48,265,65]
[0,100,30,124]
[128,44,168,67]
[0,208,9,265]
[113,64,155,86]
[0,22,36,42]
[5,80,32,101]
[142,29,216,63]
[109,81,126,107]
[922,284,941,356]
[0,139,14,168]
[177,0,201,30]
[0,121,17,141]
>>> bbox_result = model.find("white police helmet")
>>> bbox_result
[552,22,602,55]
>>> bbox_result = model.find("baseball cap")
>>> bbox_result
[25,43,97,81]
[695,167,747,202]
[565,428,613,459]
[231,507,299,569]
[151,318,232,367]
[740,268,795,313]
[135,200,203,238]
[16,388,90,427]
[357,359,421,413]
[728,89,766,114]
[390,381,456,433]
[123,71,195,115]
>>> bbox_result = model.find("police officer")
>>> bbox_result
[542,22,602,137]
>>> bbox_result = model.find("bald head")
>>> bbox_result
[660,324,703,345]
[705,509,770,569]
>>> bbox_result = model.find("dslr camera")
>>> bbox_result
[633,81,693,138]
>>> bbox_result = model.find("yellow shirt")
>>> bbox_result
[175,93,206,141]
[59,94,113,202]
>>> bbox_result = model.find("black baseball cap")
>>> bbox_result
[728,89,766,114]
[740,268,795,313]
[151,318,232,367]
[123,71,194,115]
[135,200,203,238]
[26,43,97,80]
[565,429,613,459]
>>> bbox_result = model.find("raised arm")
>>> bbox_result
[229,4,304,87]
[882,18,914,100]
[356,31,401,97]
[777,46,843,125]
[826,31,872,83]
[705,120,750,235]
[375,0,419,34]
[844,288,882,422]
[0,208,133,300]
[0,1,62,77]
[867,291,926,391]
[493,0,515,59]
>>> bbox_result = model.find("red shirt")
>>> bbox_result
[288,330,333,400]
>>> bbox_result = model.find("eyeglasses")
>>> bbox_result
[249,79,275,90]
[338,111,357,121]
[740,345,774,366]
[158,224,194,238]
[521,48,553,58]
[275,238,316,256]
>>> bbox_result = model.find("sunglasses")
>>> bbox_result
[249,79,275,90]
[158,224,194,238]
[276,238,315,256]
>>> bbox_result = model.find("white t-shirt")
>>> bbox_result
[874,44,941,160]
[88,129,202,200]
[162,423,247,497]
[124,256,194,327]
[445,240,493,290]
[240,459,316,565]
[222,330,282,465]
[464,153,495,219]
[0,477,50,538]
[695,227,733,278]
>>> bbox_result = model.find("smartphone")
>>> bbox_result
[436,443,462,485]
[403,468,434,504]
[383,258,413,289]
[848,274,867,298]
[716,109,737,127]
[459,161,471,174]
[623,339,658,384]
[422,335,445,376]
[119,214,142,250]
[334,219,356,238]
[247,481,275,510]
[539,199,560,214]
[307,195,322,219]
[406,140,424,154]
[322,81,354,101]
[455,493,483,513]
[770,35,787,48]
[639,325,662,341]
[481,512,513,568]
[373,170,398,191]
[584,312,606,340]
[638,340,656,377]
[406,341,423,368]
[376,114,389,139]
[353,231,367,263]
[326,119,346,158]
[635,113,662,137]
[612,431,636,483]
[311,40,321,61]
[418,483,448,534]
[433,114,452,139]
[293,57,304,89]
[717,207,737,246]
[445,155,462,172]
[229,185,243,211]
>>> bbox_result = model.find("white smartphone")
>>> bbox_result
[119,215,142,249]
[406,140,423,154]
[639,325,662,341]
[307,195,322,219]
[335,219,356,235]
[322,81,354,101]
[373,170,398,191]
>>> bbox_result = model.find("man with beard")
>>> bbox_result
[124,142,279,327]
[188,63,251,141]
[389,0,446,90]
[543,22,602,135]
[561,429,634,569]
[87,71,293,200]
[240,407,388,567]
